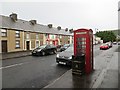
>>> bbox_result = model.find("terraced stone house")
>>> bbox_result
[0,13,73,53]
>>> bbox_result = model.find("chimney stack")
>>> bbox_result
[9,13,17,22]
[29,20,37,25]
[48,24,53,28]
[69,29,73,33]
[57,26,61,30]
[65,28,68,31]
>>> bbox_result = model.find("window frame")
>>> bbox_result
[15,40,20,49]
[26,33,30,39]
[36,34,39,39]
[15,31,20,38]
[36,41,39,47]
[1,29,7,37]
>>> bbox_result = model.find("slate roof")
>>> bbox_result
[0,15,73,36]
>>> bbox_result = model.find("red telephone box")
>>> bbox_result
[73,28,93,74]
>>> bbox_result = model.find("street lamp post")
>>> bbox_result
[95,28,98,45]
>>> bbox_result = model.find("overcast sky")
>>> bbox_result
[0,0,119,33]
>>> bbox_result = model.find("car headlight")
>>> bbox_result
[56,54,59,58]
[37,49,41,52]
[68,56,72,59]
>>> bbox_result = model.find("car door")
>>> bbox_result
[49,45,54,53]
[45,45,52,54]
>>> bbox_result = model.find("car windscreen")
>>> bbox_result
[65,47,73,52]
[64,44,70,47]
[101,44,107,46]
[37,45,47,49]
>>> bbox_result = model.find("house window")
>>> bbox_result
[1,29,7,37]
[26,33,29,39]
[36,41,39,47]
[50,35,55,39]
[52,35,54,39]
[36,34,39,39]
[15,40,20,48]
[60,35,62,39]
[15,31,20,38]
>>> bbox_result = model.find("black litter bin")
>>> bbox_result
[72,54,85,75]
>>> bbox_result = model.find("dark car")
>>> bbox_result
[59,44,70,52]
[56,45,63,51]
[118,42,120,45]
[32,44,57,56]
[56,45,73,66]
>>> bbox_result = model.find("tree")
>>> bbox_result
[96,31,116,43]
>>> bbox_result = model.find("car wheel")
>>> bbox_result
[53,49,57,54]
[41,51,45,56]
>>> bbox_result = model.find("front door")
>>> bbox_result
[52,41,55,46]
[2,40,7,53]
[26,41,30,50]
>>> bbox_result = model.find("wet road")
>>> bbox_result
[1,44,115,88]
[2,54,71,88]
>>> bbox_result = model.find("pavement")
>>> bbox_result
[0,50,32,60]
[0,48,61,60]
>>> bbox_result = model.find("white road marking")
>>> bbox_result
[0,63,26,70]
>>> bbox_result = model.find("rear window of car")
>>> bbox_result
[101,44,107,46]
[50,44,56,48]
[37,45,47,49]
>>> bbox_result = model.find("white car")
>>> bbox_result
[106,42,112,48]
[113,42,117,45]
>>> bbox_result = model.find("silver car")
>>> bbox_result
[56,46,73,66]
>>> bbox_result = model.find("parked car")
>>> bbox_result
[106,42,112,48]
[56,45,63,51]
[113,42,117,45]
[32,44,57,56]
[100,44,109,50]
[59,44,70,52]
[56,45,73,66]
[56,45,62,48]
[118,42,120,45]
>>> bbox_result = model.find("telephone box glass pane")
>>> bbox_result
[77,38,86,41]
[82,45,85,48]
